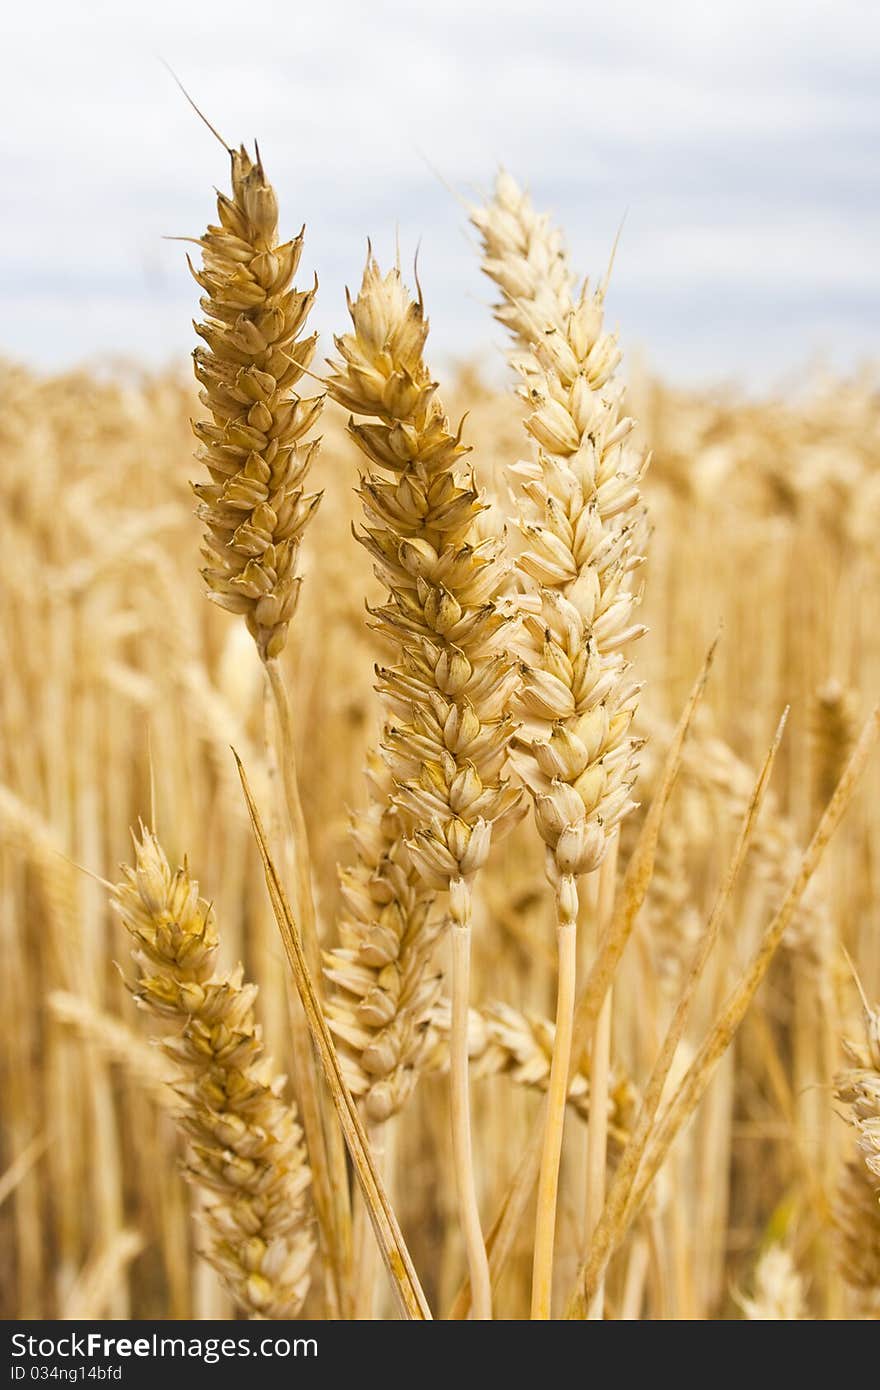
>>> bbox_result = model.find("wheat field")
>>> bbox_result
[1,146,879,1323]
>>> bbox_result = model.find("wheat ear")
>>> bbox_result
[324,750,439,1123]
[190,143,322,661]
[325,258,523,1317]
[111,827,315,1318]
[473,173,647,1317]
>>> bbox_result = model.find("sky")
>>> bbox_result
[2,0,878,388]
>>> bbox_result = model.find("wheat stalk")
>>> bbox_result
[325,256,523,1317]
[187,140,351,1313]
[473,172,647,1317]
[111,827,315,1318]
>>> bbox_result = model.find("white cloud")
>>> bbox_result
[1,0,878,385]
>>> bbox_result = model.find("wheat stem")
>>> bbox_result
[620,1233,650,1320]
[264,657,319,973]
[584,832,618,1318]
[264,655,353,1315]
[352,1120,385,1319]
[531,876,578,1318]
[449,876,491,1319]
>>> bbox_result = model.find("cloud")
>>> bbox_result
[2,0,878,385]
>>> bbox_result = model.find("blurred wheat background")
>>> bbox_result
[2,342,878,1317]
[2,0,879,1324]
